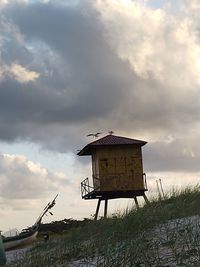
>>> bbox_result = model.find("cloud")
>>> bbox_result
[0,153,67,205]
[8,63,40,83]
[0,1,135,147]
[144,135,200,173]
[93,0,200,82]
[0,148,88,230]
[92,0,200,126]
[0,0,199,177]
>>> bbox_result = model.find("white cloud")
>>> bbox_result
[0,62,39,83]
[0,16,39,83]
[0,0,27,5]
[0,14,23,43]
[8,63,40,83]
[0,153,67,203]
[93,0,200,90]
[184,0,200,11]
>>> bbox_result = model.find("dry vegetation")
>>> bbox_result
[7,187,200,267]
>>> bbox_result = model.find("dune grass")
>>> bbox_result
[7,186,200,266]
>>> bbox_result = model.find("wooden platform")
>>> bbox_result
[82,189,148,200]
[80,177,149,220]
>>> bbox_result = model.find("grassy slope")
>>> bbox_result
[8,187,200,267]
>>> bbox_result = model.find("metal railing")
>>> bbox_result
[81,177,94,198]
[81,173,147,198]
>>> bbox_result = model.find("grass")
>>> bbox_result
[6,186,200,266]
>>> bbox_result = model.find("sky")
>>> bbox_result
[0,0,200,231]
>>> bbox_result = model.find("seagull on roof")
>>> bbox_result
[87,132,102,138]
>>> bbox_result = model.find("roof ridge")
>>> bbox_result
[78,134,147,156]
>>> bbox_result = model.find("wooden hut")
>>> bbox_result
[78,134,148,219]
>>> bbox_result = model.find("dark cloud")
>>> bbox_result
[0,0,200,174]
[144,139,200,173]
[0,1,136,148]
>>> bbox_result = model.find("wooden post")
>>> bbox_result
[104,199,108,218]
[143,193,149,204]
[94,199,101,220]
[133,196,139,209]
[0,232,6,266]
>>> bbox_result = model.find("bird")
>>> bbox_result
[108,131,114,135]
[87,132,102,138]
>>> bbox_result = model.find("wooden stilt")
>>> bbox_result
[94,199,101,220]
[133,196,139,209]
[143,193,149,204]
[104,199,108,218]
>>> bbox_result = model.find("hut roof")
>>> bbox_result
[77,134,147,156]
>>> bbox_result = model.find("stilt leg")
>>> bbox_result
[104,199,108,219]
[94,199,101,220]
[143,193,149,204]
[133,196,139,209]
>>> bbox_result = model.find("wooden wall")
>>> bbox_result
[92,145,145,191]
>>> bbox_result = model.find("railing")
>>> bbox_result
[81,177,94,198]
[81,174,147,198]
